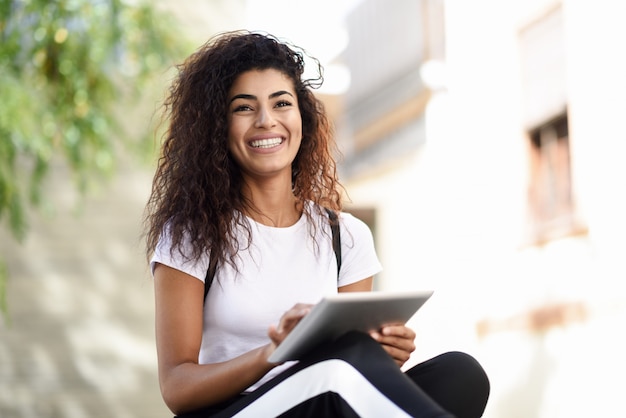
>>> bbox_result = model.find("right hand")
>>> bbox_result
[267,303,313,357]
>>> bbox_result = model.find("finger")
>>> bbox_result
[268,324,281,345]
[379,335,416,354]
[381,324,416,340]
[373,328,416,359]
[370,331,414,367]
[379,343,412,366]
[278,307,310,333]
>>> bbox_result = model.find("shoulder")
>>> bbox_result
[337,210,367,228]
[304,202,372,238]
[334,209,382,285]
[337,210,373,241]
[150,224,209,282]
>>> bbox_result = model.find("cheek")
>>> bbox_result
[227,137,244,168]
[227,121,244,148]
[293,116,303,140]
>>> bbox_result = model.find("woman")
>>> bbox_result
[144,31,489,417]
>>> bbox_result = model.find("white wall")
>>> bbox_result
[343,1,626,417]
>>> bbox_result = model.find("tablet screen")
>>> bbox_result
[268,290,434,363]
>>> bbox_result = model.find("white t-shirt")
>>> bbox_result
[151,204,382,391]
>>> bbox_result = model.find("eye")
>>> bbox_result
[275,100,292,108]
[232,104,253,112]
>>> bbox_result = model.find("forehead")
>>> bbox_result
[229,69,296,95]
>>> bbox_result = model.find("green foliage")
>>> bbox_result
[0,0,186,317]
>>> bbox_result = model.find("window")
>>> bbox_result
[519,6,585,244]
[526,113,583,243]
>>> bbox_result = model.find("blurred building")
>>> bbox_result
[336,0,626,417]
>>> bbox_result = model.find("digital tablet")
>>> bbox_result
[268,290,434,363]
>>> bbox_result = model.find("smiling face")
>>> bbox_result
[227,69,303,182]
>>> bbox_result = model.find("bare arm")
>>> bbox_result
[338,276,373,292]
[154,263,277,415]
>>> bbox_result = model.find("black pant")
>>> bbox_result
[179,332,490,417]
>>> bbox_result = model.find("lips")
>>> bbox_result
[250,137,284,149]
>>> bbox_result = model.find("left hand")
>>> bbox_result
[369,324,416,367]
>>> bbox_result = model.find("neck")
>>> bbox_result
[240,175,302,227]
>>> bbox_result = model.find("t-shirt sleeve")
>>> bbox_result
[150,228,208,283]
[337,212,383,287]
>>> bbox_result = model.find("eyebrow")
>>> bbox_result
[229,90,294,103]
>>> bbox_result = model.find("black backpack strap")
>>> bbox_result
[203,251,217,302]
[324,208,342,277]
[203,208,342,302]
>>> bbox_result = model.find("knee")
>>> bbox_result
[439,351,490,399]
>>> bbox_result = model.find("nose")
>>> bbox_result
[254,106,276,128]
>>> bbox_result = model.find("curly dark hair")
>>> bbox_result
[144,30,344,269]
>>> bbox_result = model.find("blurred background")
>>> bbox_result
[1,0,625,417]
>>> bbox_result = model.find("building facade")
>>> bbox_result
[337,1,626,417]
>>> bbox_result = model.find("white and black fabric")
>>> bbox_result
[177,331,490,418]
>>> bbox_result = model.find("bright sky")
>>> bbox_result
[243,0,364,94]
[158,0,363,94]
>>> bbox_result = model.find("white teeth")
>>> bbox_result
[250,137,282,148]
